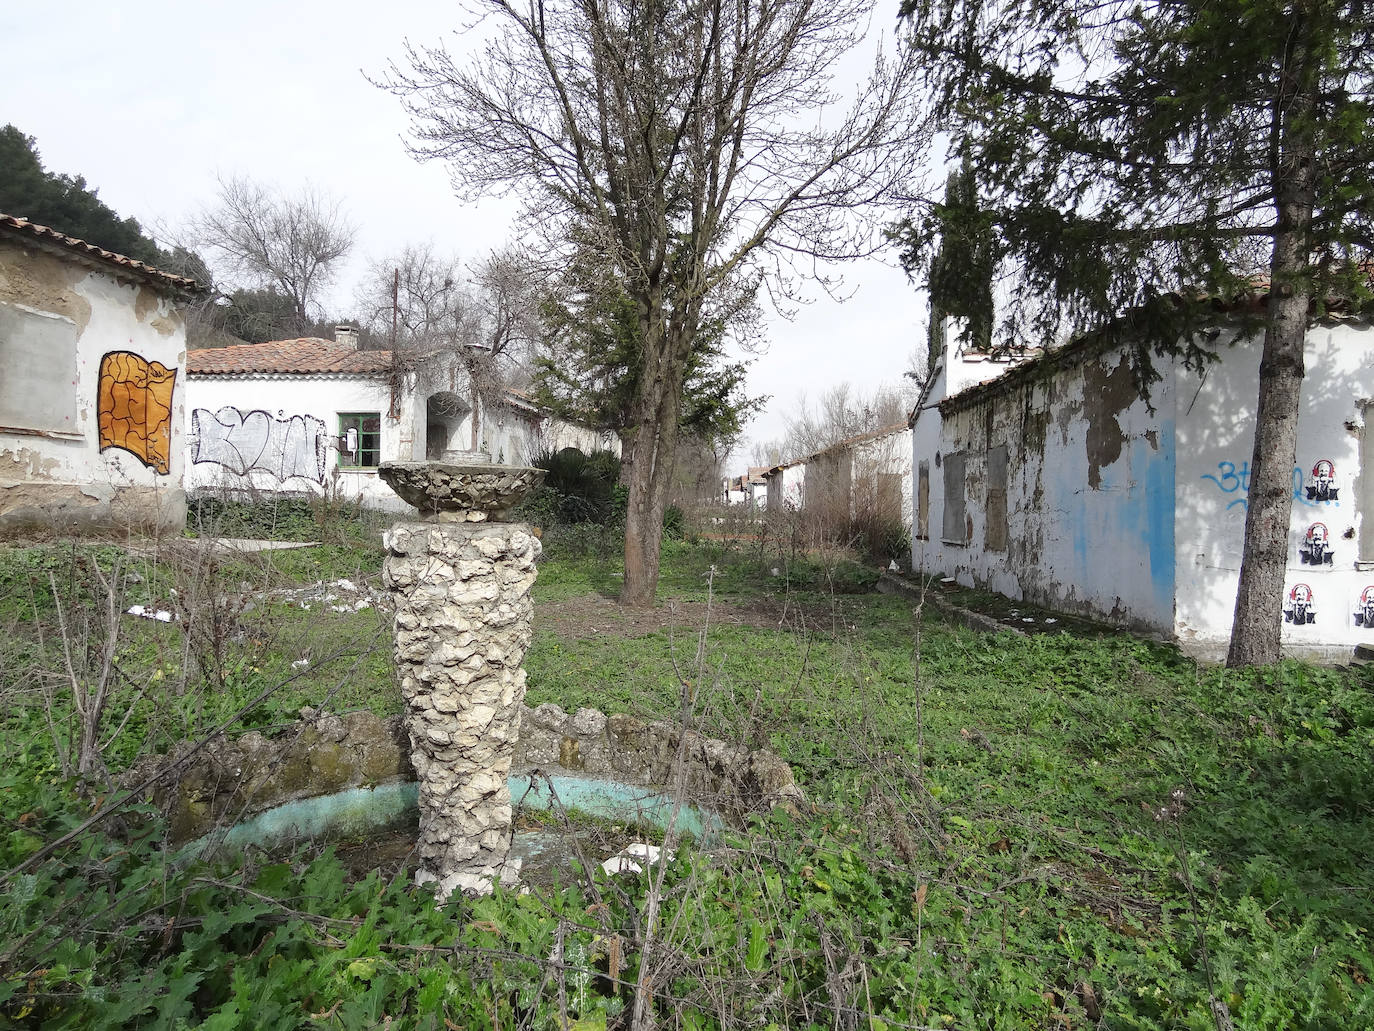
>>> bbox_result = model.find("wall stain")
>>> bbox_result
[1083,356,1137,489]
[1,448,60,481]
[0,242,93,336]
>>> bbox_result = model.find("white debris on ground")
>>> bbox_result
[123,578,387,628]
[265,579,389,613]
[125,605,176,623]
[601,842,673,876]
[291,659,310,670]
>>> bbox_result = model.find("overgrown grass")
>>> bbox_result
[1,527,1371,1029]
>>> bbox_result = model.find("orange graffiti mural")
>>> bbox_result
[97,351,177,474]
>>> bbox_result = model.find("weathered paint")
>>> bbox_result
[914,320,1374,659]
[208,772,721,853]
[913,344,1178,633]
[0,240,186,532]
[1174,323,1374,659]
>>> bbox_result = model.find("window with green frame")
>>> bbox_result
[338,412,381,468]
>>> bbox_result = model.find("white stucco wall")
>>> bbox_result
[483,405,621,467]
[184,374,431,513]
[1175,322,1374,657]
[914,320,1374,658]
[1,241,188,531]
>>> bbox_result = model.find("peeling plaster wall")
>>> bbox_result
[912,345,1178,633]
[1175,323,1374,658]
[0,240,186,533]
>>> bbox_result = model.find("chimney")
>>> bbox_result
[334,324,360,350]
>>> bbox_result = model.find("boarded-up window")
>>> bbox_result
[916,461,929,539]
[985,444,1008,552]
[942,451,967,544]
[0,303,79,436]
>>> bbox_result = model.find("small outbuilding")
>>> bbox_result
[185,335,616,511]
[0,214,200,533]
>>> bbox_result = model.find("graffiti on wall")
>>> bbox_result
[1354,587,1374,628]
[97,351,177,475]
[1305,459,1339,501]
[191,407,329,484]
[1284,583,1317,624]
[1299,522,1335,565]
[1199,460,1343,512]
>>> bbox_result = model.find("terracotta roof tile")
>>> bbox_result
[187,338,395,376]
[0,213,203,297]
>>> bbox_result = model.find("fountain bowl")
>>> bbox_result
[378,461,546,521]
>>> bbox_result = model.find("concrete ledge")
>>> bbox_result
[877,571,1024,637]
[132,703,804,843]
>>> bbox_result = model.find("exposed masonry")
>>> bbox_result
[383,519,540,896]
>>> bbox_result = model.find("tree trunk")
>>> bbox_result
[1226,288,1308,666]
[622,313,692,607]
[1226,36,1317,668]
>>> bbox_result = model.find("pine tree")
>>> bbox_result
[0,125,162,262]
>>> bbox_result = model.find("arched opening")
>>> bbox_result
[426,392,472,460]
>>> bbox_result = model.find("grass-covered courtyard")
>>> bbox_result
[0,517,1370,1029]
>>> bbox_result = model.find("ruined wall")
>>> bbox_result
[482,409,622,467]
[912,343,1178,633]
[0,239,187,533]
[1175,323,1374,658]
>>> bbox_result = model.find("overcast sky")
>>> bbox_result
[2,0,928,467]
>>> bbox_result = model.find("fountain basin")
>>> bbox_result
[205,770,722,853]
[378,461,545,521]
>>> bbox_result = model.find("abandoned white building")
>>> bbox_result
[910,312,1374,659]
[0,214,199,532]
[758,423,914,549]
[724,466,769,507]
[185,334,617,511]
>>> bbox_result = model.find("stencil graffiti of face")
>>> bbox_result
[1284,583,1317,625]
[1354,586,1374,628]
[1300,522,1334,566]
[1306,460,1339,502]
[97,351,177,475]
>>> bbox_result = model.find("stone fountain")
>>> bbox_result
[378,452,545,896]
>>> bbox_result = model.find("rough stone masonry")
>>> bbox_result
[382,520,540,895]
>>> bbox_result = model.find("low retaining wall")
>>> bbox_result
[135,704,804,843]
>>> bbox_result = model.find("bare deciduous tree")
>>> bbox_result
[380,0,929,606]
[191,175,356,332]
[780,382,913,462]
[355,243,546,451]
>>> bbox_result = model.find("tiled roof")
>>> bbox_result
[0,213,203,298]
[187,338,395,376]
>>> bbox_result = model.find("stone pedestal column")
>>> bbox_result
[382,519,541,895]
